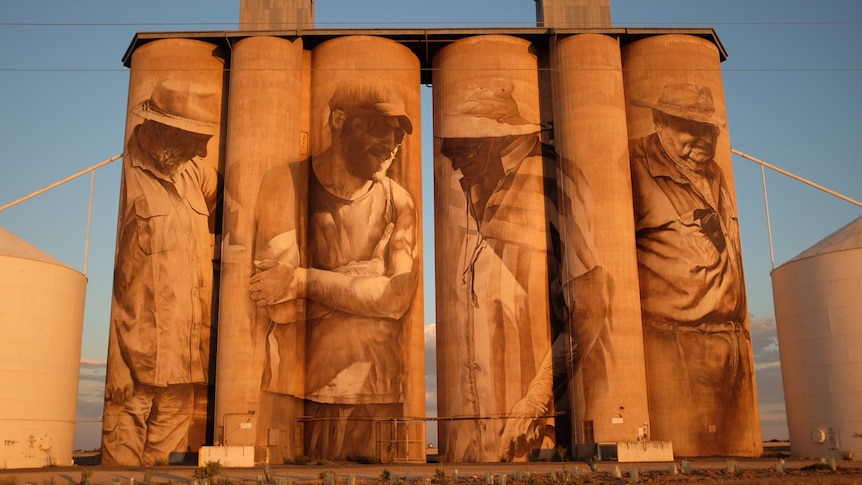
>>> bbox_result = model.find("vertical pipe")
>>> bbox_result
[760,164,775,268]
[84,170,95,275]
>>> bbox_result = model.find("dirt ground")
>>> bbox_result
[2,458,862,485]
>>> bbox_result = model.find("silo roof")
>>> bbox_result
[787,215,862,263]
[0,226,66,266]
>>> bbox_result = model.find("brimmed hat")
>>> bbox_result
[438,78,541,138]
[629,82,726,126]
[329,83,413,135]
[132,80,220,136]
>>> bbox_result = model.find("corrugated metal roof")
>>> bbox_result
[0,226,66,266]
[787,215,862,263]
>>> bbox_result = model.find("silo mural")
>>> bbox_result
[101,38,225,466]
[551,33,650,447]
[622,34,762,457]
[433,35,563,463]
[246,35,425,461]
[305,35,424,461]
[216,35,308,461]
[97,20,762,465]
[104,32,426,464]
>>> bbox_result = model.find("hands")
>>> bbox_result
[105,361,134,405]
[250,259,306,306]
[498,391,549,462]
[499,348,553,462]
[249,222,394,307]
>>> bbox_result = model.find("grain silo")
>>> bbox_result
[772,215,862,460]
[0,227,86,469]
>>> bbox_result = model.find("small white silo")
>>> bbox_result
[771,215,862,460]
[0,226,87,469]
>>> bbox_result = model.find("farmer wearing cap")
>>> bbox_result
[437,79,608,462]
[629,82,755,453]
[250,82,419,459]
[102,80,221,465]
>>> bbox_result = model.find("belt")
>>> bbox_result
[646,320,750,339]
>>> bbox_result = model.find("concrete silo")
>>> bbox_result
[0,227,86,469]
[772,215,862,460]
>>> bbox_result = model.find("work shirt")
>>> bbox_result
[111,128,219,387]
[630,133,758,456]
[445,136,560,461]
[304,168,408,405]
[254,160,416,405]
[629,133,747,328]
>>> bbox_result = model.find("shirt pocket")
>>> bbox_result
[134,196,177,254]
[679,208,722,267]
[186,190,213,251]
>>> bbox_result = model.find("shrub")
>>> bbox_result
[194,461,223,480]
[346,453,379,464]
[292,455,311,465]
[79,469,92,485]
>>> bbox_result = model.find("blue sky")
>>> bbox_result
[1,0,860,450]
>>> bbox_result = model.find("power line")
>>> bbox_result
[2,66,861,73]
[2,20,861,27]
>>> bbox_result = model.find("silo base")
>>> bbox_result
[0,423,73,469]
[577,441,674,462]
[199,446,258,467]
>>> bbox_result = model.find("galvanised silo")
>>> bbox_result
[772,215,862,460]
[0,227,86,468]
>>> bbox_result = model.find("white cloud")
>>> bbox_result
[750,314,781,363]
[748,314,789,440]
[80,357,107,367]
[75,358,106,450]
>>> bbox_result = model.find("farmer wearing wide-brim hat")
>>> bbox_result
[629,81,756,456]
[103,79,221,466]
[629,82,726,127]
[436,77,608,462]
[437,79,543,214]
[132,79,220,136]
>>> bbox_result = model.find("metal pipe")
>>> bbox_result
[760,164,776,269]
[0,154,122,212]
[732,148,862,208]
[84,170,96,275]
